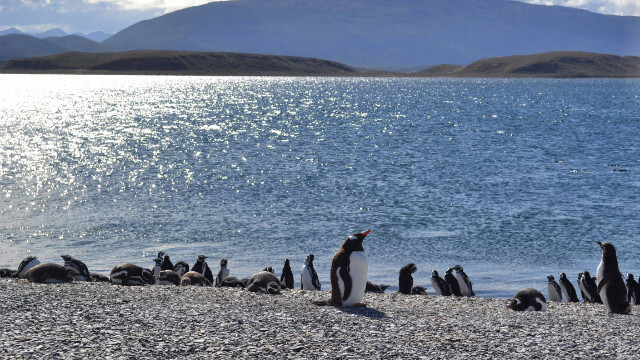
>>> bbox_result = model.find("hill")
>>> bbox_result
[102,0,640,69]
[0,34,110,64]
[416,52,640,78]
[0,50,358,76]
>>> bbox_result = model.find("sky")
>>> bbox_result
[0,0,639,35]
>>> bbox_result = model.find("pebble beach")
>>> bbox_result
[1,280,638,359]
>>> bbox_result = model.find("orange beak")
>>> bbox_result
[362,230,372,237]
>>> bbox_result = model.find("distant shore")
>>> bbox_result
[1,279,637,359]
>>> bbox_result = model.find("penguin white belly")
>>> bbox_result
[340,251,368,306]
[301,265,313,290]
[547,284,562,302]
[455,273,470,296]
[431,279,443,296]
[596,259,604,285]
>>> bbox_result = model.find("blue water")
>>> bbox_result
[1,75,638,298]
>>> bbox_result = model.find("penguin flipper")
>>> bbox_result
[339,265,352,302]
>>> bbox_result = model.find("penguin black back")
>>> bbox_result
[596,241,630,314]
[280,259,294,289]
[558,272,579,302]
[398,263,417,295]
[444,268,462,296]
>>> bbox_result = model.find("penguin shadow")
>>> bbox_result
[336,305,387,319]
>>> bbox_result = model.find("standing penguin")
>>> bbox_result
[215,259,230,287]
[444,267,462,296]
[431,270,451,296]
[546,275,563,302]
[558,272,579,303]
[507,288,547,312]
[313,230,371,307]
[160,253,174,271]
[582,271,602,304]
[61,255,91,281]
[398,263,417,295]
[17,256,41,279]
[301,253,321,291]
[152,258,163,281]
[454,265,475,297]
[596,241,630,314]
[280,259,294,289]
[191,255,214,285]
[577,272,588,302]
[625,274,640,305]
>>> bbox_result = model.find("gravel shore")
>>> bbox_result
[1,279,638,359]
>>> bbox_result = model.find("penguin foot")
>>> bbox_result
[311,300,336,306]
[354,303,367,307]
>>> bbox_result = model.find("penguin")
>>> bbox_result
[558,272,579,302]
[158,270,181,285]
[152,258,162,281]
[398,263,417,295]
[328,230,371,306]
[507,288,547,311]
[61,255,91,281]
[625,274,640,305]
[301,253,321,291]
[444,267,462,296]
[582,271,602,304]
[577,272,588,302]
[220,276,246,288]
[215,258,230,287]
[180,271,213,287]
[25,263,74,284]
[246,271,281,294]
[453,265,474,296]
[17,256,41,279]
[160,254,174,271]
[110,263,156,286]
[411,286,428,295]
[596,241,630,314]
[191,255,214,284]
[546,275,563,302]
[262,267,274,274]
[0,268,17,278]
[280,259,294,289]
[90,273,110,282]
[431,270,451,296]
[173,261,189,277]
[365,281,390,293]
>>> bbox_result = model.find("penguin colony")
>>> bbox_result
[0,236,634,314]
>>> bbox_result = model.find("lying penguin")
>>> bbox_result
[507,288,547,312]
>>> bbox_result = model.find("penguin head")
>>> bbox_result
[445,267,454,274]
[546,275,554,281]
[597,241,617,257]
[341,230,371,252]
[628,273,635,281]
[400,263,417,275]
[153,258,162,265]
[220,258,228,267]
[583,271,591,278]
[306,254,314,264]
[142,268,156,284]
[453,265,463,272]
[284,259,290,267]
[263,267,274,274]
[163,254,171,262]
[157,252,165,259]
[267,282,281,295]
[558,272,567,280]
[197,255,207,263]
[578,272,583,280]
[61,255,74,262]
[159,271,169,280]
[180,277,192,286]
[507,297,524,311]
[431,270,439,277]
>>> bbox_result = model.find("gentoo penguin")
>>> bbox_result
[546,275,563,302]
[328,230,371,306]
[431,270,452,296]
[596,241,630,314]
[110,263,156,286]
[444,267,462,296]
[581,271,602,304]
[61,255,91,281]
[507,288,547,311]
[625,274,640,305]
[158,270,181,285]
[301,253,321,291]
[398,263,417,295]
[247,271,281,294]
[152,258,162,281]
[181,271,213,286]
[173,261,189,277]
[17,256,41,279]
[577,272,588,302]
[191,255,214,284]
[453,265,475,297]
[215,259,230,287]
[558,272,579,302]
[26,263,74,283]
[365,281,390,293]
[220,276,246,288]
[280,259,294,289]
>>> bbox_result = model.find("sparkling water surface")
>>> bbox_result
[1,75,639,298]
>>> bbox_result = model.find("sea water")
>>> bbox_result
[1,74,638,298]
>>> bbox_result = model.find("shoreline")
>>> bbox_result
[1,280,637,359]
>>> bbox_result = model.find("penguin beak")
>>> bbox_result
[596,241,603,248]
[362,230,372,237]
[507,305,512,309]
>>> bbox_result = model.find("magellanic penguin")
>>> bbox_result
[365,281,390,293]
[220,276,246,288]
[158,270,181,285]
[280,259,294,289]
[398,263,417,295]
[444,267,462,296]
[453,265,475,297]
[61,255,91,281]
[508,288,547,312]
[626,274,640,305]
[17,256,41,279]
[152,258,162,281]
[180,271,213,287]
[158,252,174,271]
[0,268,16,278]
[596,241,631,315]
[431,270,452,296]
[247,271,281,294]
[26,263,75,284]
[558,272,579,302]
[546,275,563,302]
[191,255,214,285]
[173,261,189,277]
[301,253,321,291]
[577,272,588,302]
[110,263,156,286]
[215,259,230,287]
[581,271,602,304]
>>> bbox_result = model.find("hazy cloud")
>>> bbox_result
[83,0,224,12]
[522,0,640,16]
